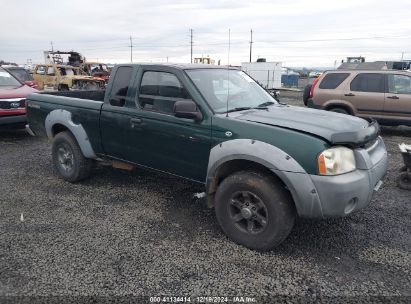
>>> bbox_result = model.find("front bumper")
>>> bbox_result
[280,136,388,218]
[0,114,26,126]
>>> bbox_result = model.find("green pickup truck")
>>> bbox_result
[26,64,388,250]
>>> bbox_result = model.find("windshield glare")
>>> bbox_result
[0,69,22,86]
[186,69,277,113]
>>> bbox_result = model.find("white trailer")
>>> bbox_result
[241,61,282,89]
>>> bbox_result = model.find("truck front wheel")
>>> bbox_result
[52,131,92,182]
[214,171,295,251]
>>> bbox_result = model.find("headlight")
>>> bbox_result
[317,147,356,175]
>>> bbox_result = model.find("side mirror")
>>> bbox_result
[174,99,203,121]
[110,96,125,107]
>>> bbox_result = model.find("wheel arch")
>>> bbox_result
[323,100,355,115]
[45,109,97,159]
[205,139,308,211]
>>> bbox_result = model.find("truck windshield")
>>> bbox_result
[0,69,22,87]
[186,69,277,113]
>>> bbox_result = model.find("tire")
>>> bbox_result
[214,171,295,251]
[397,172,411,190]
[52,131,93,182]
[303,84,311,106]
[328,107,349,115]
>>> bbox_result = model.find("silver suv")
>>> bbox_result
[304,70,411,126]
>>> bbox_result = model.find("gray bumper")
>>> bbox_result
[278,136,388,218]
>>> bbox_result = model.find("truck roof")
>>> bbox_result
[325,69,411,74]
[116,63,239,70]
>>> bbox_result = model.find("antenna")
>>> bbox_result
[130,36,133,63]
[249,29,253,63]
[226,29,231,117]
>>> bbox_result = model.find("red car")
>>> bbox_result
[0,67,38,128]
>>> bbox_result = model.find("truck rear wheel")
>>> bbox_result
[214,171,295,251]
[52,131,92,182]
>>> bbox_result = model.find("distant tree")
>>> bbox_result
[0,60,17,66]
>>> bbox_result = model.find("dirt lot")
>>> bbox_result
[0,96,410,301]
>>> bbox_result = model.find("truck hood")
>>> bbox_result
[0,85,38,99]
[235,105,379,146]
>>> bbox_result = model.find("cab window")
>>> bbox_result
[138,71,190,114]
[36,66,46,75]
[47,67,55,76]
[109,66,133,107]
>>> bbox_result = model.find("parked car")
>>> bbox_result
[309,71,322,78]
[0,67,38,128]
[304,70,411,126]
[32,64,105,91]
[26,64,387,251]
[80,62,111,83]
[4,66,39,90]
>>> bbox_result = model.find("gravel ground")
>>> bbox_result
[0,97,410,302]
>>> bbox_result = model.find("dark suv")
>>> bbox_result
[304,70,411,126]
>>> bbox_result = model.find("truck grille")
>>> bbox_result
[0,98,26,109]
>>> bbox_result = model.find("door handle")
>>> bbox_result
[344,93,355,97]
[387,95,399,100]
[130,118,142,126]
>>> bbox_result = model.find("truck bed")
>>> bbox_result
[40,90,106,102]
[26,91,104,154]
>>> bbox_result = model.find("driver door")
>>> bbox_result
[131,68,212,182]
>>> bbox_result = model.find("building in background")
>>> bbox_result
[241,59,282,89]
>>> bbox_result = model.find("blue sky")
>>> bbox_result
[1,0,410,67]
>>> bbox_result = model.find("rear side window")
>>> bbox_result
[319,73,349,89]
[387,74,411,94]
[110,66,133,107]
[350,73,384,93]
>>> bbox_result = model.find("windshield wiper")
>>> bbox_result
[226,107,252,113]
[256,101,276,107]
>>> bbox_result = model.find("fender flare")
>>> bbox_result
[205,139,323,217]
[45,109,97,159]
[207,139,306,177]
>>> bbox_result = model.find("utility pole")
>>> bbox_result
[190,29,193,64]
[249,29,253,63]
[130,36,133,63]
[401,52,404,61]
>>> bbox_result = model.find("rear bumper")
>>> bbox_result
[279,136,388,218]
[0,114,26,126]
